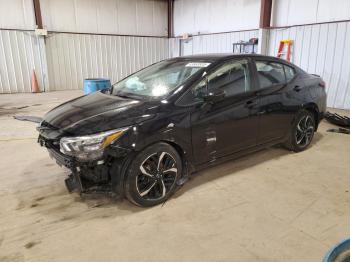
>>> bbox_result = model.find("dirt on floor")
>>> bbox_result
[0,90,350,262]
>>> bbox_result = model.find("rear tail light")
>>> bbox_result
[319,80,326,88]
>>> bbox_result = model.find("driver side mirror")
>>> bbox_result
[203,90,226,103]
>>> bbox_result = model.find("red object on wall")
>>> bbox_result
[31,70,40,93]
[277,40,293,62]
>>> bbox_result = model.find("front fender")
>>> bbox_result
[107,109,193,195]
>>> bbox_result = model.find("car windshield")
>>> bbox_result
[112,60,210,98]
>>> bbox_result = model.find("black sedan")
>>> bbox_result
[37,54,327,207]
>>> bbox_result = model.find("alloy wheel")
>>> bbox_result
[136,152,178,200]
[295,115,314,147]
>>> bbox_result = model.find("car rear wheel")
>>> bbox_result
[284,110,315,152]
[124,142,182,207]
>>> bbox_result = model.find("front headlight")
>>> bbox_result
[60,127,128,161]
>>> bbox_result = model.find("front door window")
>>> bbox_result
[207,59,251,97]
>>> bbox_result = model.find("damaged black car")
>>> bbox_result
[37,54,327,207]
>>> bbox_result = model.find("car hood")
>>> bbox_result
[42,91,157,135]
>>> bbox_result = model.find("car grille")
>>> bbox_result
[47,147,74,169]
[38,135,74,169]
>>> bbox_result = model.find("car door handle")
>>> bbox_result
[293,85,302,92]
[245,100,257,108]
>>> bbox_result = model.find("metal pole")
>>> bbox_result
[259,0,272,29]
[33,0,43,29]
[168,0,174,38]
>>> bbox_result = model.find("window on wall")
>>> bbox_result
[193,59,251,98]
[255,61,286,89]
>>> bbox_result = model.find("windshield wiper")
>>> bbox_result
[112,90,127,98]
[115,93,130,99]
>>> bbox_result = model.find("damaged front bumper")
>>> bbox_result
[65,172,83,193]
[38,135,130,196]
[45,146,84,193]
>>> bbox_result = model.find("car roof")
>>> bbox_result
[170,53,289,64]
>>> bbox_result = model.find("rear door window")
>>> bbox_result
[255,61,286,89]
[284,65,296,82]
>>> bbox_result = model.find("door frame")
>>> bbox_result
[250,57,296,145]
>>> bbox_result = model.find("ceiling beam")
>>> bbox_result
[260,0,272,28]
[33,0,43,29]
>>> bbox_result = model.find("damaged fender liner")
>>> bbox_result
[39,136,132,196]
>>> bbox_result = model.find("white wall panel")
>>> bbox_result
[267,22,350,109]
[173,0,260,36]
[179,30,259,56]
[117,0,138,35]
[0,0,35,30]
[272,0,350,27]
[168,37,180,57]
[40,0,168,36]
[0,30,47,93]
[45,33,171,91]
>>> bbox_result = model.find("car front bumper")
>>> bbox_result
[38,135,130,196]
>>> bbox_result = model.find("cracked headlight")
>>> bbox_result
[60,127,128,161]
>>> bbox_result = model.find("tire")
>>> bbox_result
[124,142,182,207]
[284,110,316,152]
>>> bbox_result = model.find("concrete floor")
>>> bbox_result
[0,90,350,262]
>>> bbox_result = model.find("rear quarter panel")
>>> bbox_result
[300,74,327,114]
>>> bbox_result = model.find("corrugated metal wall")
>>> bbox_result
[179,30,259,55]
[192,30,259,54]
[267,22,350,109]
[272,0,350,27]
[0,30,47,93]
[0,0,35,30]
[40,0,168,37]
[173,0,260,36]
[0,0,171,93]
[0,0,168,36]
[168,37,180,58]
[45,33,171,91]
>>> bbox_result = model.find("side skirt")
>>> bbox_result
[193,138,286,173]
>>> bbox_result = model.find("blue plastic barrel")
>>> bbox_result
[324,238,350,262]
[83,78,111,95]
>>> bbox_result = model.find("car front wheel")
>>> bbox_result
[124,142,182,207]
